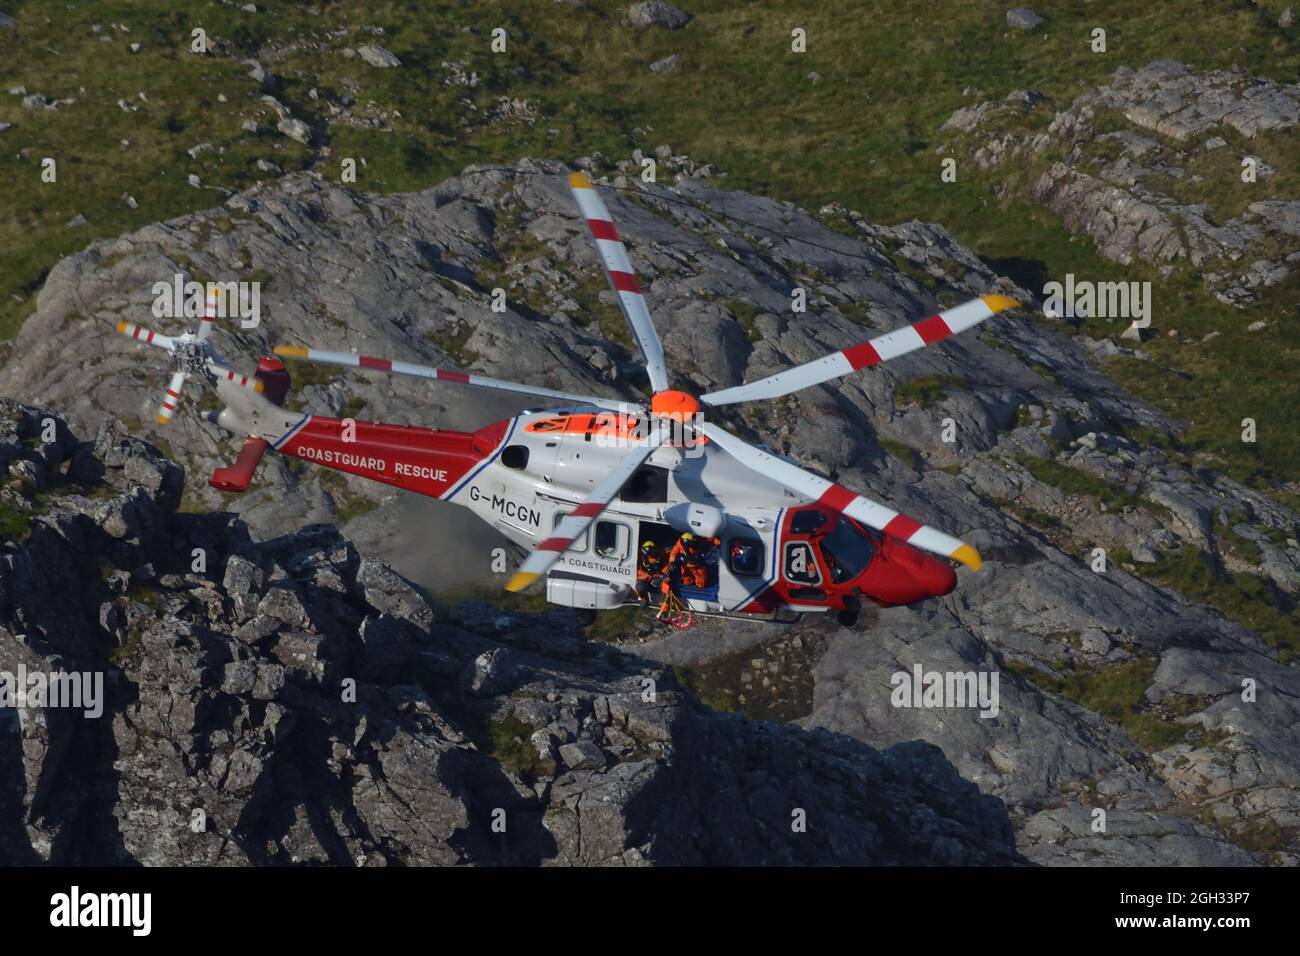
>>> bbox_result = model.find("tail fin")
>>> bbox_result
[209,437,270,492]
[207,356,290,492]
[255,356,291,406]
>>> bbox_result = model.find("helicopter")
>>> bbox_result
[115,170,1019,628]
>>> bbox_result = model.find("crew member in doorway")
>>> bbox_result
[667,531,720,589]
[635,540,668,609]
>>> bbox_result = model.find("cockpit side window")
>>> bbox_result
[819,517,877,583]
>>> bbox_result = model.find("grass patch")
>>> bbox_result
[434,582,552,614]
[726,298,762,344]
[895,374,961,408]
[484,715,556,784]
[1141,550,1300,659]
[585,604,644,641]
[672,662,740,715]
[317,469,380,524]
[1007,657,1187,753]
[425,321,480,368]
[878,436,924,471]
[1015,455,1141,510]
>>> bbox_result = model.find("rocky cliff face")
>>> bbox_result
[0,400,1019,865]
[1,158,1297,865]
[942,60,1300,306]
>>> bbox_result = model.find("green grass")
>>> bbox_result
[672,662,741,715]
[878,436,925,471]
[1007,657,1188,753]
[484,715,555,784]
[0,501,36,541]
[726,298,762,344]
[1142,550,1300,659]
[317,468,379,524]
[1015,455,1142,510]
[585,604,644,641]
[895,374,962,408]
[425,321,481,368]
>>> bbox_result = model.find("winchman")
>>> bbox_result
[635,540,669,610]
[667,531,719,589]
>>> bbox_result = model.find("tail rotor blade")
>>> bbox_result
[196,287,219,343]
[568,171,670,393]
[157,370,188,425]
[206,360,265,394]
[117,320,177,352]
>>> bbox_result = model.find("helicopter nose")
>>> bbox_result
[918,554,958,597]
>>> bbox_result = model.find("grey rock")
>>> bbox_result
[626,1,690,30]
[1006,8,1045,30]
[357,44,401,68]
[649,53,681,74]
[1,159,1296,865]
[559,740,607,770]
[276,116,311,144]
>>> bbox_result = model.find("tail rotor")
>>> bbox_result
[115,288,260,426]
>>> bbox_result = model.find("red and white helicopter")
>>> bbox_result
[117,171,1019,628]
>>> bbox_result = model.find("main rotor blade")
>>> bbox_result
[568,171,670,393]
[700,422,981,570]
[274,344,634,412]
[701,294,1019,407]
[506,422,669,592]
[156,370,188,425]
[117,320,178,352]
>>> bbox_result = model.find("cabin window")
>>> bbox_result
[553,512,589,552]
[593,520,631,561]
[727,537,766,577]
[620,465,669,503]
[783,541,822,585]
[501,445,529,470]
[790,509,829,535]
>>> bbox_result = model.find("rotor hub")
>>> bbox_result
[650,390,700,421]
[175,341,209,375]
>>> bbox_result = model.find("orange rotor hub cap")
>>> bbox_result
[650,390,701,421]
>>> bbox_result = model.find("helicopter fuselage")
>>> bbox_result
[254,399,958,619]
